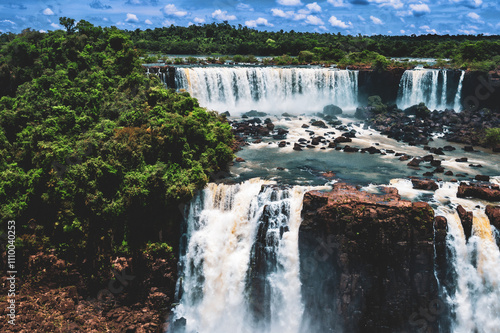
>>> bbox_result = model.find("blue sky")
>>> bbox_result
[0,0,499,35]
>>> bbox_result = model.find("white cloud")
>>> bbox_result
[358,15,365,21]
[370,0,403,9]
[126,13,139,22]
[400,29,406,34]
[277,0,302,6]
[145,19,153,25]
[1,20,15,25]
[449,0,482,8]
[43,8,54,15]
[329,16,352,29]
[328,0,348,7]
[162,19,174,26]
[370,16,383,25]
[305,15,324,25]
[409,3,431,16]
[212,9,237,20]
[162,4,187,17]
[306,2,322,12]
[271,8,289,17]
[194,17,205,23]
[420,25,437,34]
[245,17,274,28]
[50,22,61,29]
[294,13,307,20]
[237,3,254,11]
[467,12,481,21]
[39,30,47,33]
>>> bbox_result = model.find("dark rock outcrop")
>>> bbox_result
[300,183,446,333]
[411,178,439,191]
[457,182,500,202]
[486,205,500,230]
[457,205,473,239]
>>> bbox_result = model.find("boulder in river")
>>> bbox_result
[323,104,343,116]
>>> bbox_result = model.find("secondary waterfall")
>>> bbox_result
[433,183,500,333]
[170,179,326,333]
[398,69,465,111]
[173,67,359,113]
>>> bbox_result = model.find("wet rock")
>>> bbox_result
[277,167,285,170]
[455,158,468,163]
[485,205,500,230]
[253,139,262,144]
[266,123,275,131]
[322,171,336,179]
[423,172,434,177]
[457,182,500,202]
[423,155,434,162]
[264,118,273,124]
[430,147,445,155]
[434,167,445,173]
[335,136,352,143]
[407,158,422,167]
[457,205,473,239]
[311,136,325,145]
[244,110,267,117]
[463,146,474,152]
[430,160,442,167]
[411,178,439,191]
[323,104,343,116]
[444,171,454,176]
[328,142,336,148]
[235,157,245,162]
[475,175,490,182]
[443,145,456,151]
[399,155,411,161]
[343,146,359,153]
[302,124,310,128]
[311,120,328,128]
[282,112,296,117]
[469,164,483,168]
[278,141,287,148]
[222,111,231,117]
[293,143,303,151]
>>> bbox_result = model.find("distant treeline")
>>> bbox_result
[120,22,500,70]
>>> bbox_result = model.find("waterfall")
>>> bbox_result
[171,179,326,333]
[172,67,359,113]
[453,71,465,112]
[398,69,465,111]
[432,183,500,333]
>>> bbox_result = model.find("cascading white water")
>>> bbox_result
[389,179,500,333]
[171,179,326,333]
[173,67,359,113]
[433,183,500,333]
[398,69,465,111]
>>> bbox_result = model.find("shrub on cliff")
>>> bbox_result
[485,127,500,147]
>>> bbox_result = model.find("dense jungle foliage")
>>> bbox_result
[0,18,234,273]
[123,22,500,70]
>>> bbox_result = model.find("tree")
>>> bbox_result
[59,17,76,34]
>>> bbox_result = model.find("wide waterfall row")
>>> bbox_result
[173,67,359,113]
[398,69,465,111]
[171,180,317,333]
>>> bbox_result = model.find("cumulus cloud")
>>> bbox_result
[328,0,348,6]
[50,22,61,29]
[277,0,302,6]
[125,13,139,22]
[467,12,481,21]
[420,25,437,34]
[400,29,405,34]
[409,3,431,16]
[162,4,187,17]
[305,15,324,25]
[237,3,254,11]
[329,16,352,28]
[449,0,482,8]
[162,19,174,26]
[245,17,274,27]
[145,19,153,24]
[89,0,112,9]
[194,17,205,23]
[271,8,289,17]
[306,2,322,12]
[369,0,403,9]
[43,8,54,15]
[370,15,383,25]
[212,9,237,20]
